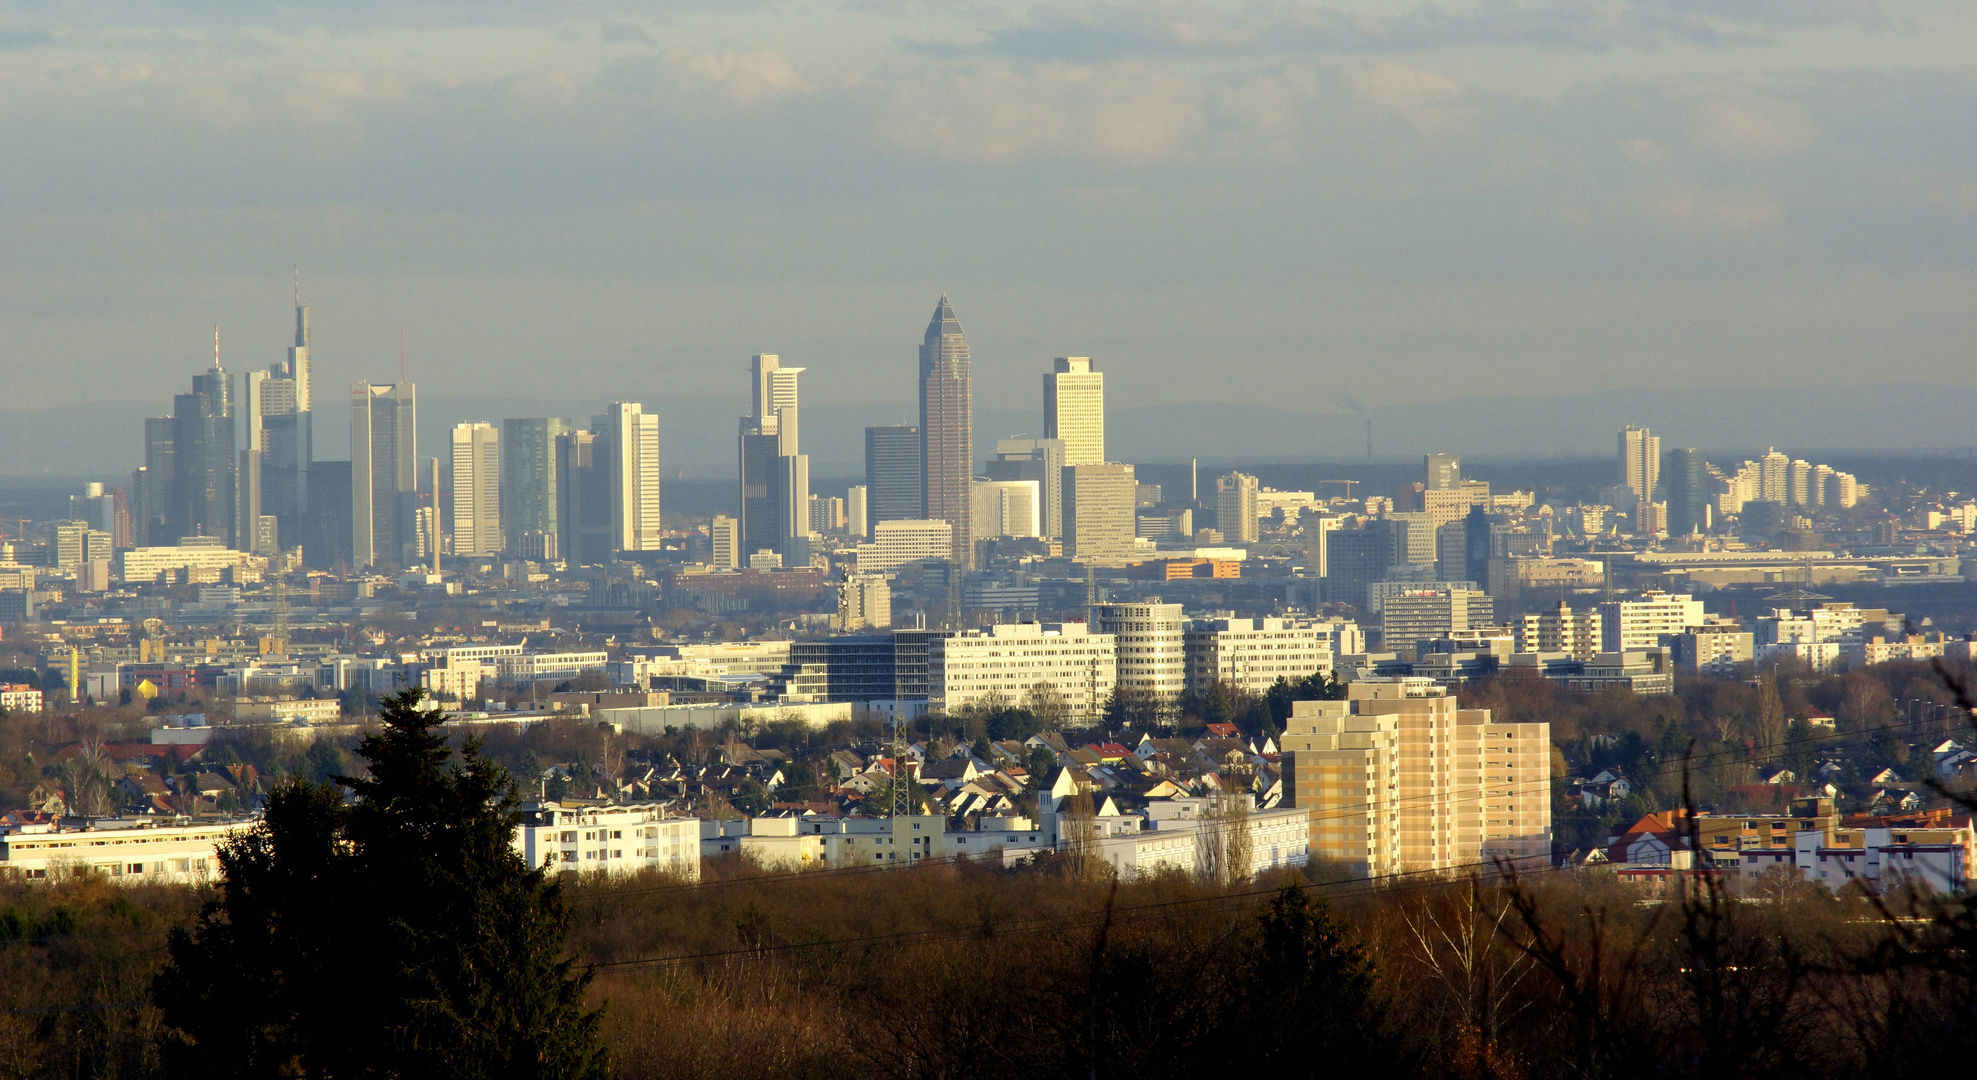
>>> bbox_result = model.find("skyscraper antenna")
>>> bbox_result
[213,324,220,367]
[293,266,300,306]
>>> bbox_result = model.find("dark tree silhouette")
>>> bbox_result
[156,688,607,1079]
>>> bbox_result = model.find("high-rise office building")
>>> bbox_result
[1045,356,1104,466]
[556,429,612,566]
[351,382,418,569]
[601,403,662,555]
[242,281,315,553]
[971,480,1042,539]
[1063,463,1138,565]
[986,437,1066,540]
[449,422,501,557]
[136,418,176,546]
[502,418,573,559]
[302,460,352,571]
[738,355,810,566]
[1216,471,1259,543]
[1662,447,1709,537]
[919,297,974,567]
[1424,453,1461,491]
[864,425,922,533]
[846,486,869,539]
[1618,426,1660,508]
[710,514,740,569]
[151,349,239,550]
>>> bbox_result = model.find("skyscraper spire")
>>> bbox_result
[919,294,974,569]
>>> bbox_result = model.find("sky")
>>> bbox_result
[2,0,1975,441]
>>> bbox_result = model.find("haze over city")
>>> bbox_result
[5,0,1977,473]
[9,3,1977,1079]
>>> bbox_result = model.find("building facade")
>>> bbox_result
[449,422,501,557]
[1094,602,1188,709]
[1044,356,1105,466]
[919,297,975,567]
[928,622,1117,716]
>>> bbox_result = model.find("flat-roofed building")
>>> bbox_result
[1094,602,1187,708]
[856,519,953,574]
[1282,699,1401,878]
[928,621,1116,717]
[515,802,699,880]
[1183,617,1332,696]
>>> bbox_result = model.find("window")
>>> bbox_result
[562,851,577,862]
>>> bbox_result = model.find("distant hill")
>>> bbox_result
[5,383,1972,479]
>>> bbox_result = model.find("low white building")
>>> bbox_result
[515,802,700,880]
[1183,617,1333,696]
[1740,823,1971,896]
[929,621,1117,716]
[0,817,246,883]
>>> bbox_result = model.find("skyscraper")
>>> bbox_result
[1424,453,1461,491]
[738,355,810,566]
[1216,471,1260,543]
[601,403,662,555]
[501,417,573,559]
[1663,447,1709,537]
[556,429,612,565]
[450,422,501,557]
[137,417,176,545]
[1045,356,1104,466]
[919,296,974,567]
[1063,463,1137,565]
[351,382,417,568]
[864,425,923,532]
[158,345,237,549]
[985,437,1066,540]
[1618,425,1660,507]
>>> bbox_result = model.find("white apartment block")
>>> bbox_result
[1183,617,1332,695]
[1515,601,1604,660]
[856,519,953,573]
[1597,592,1706,652]
[516,802,700,879]
[0,818,246,883]
[929,621,1117,716]
[1094,602,1188,704]
[495,651,611,683]
[118,540,258,585]
[0,687,44,713]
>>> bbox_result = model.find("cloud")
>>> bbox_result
[600,21,655,45]
[874,59,1207,164]
[1690,94,1818,161]
[909,0,1890,62]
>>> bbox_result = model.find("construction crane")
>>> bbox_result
[1319,479,1360,499]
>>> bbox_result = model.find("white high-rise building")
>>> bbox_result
[846,486,869,539]
[971,479,1042,539]
[1758,448,1790,503]
[1619,426,1660,508]
[710,515,739,569]
[1598,591,1707,652]
[602,402,662,553]
[1093,602,1188,709]
[836,573,892,632]
[1217,471,1260,544]
[449,422,501,557]
[1045,356,1105,466]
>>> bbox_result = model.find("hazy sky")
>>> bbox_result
[3,0,1974,424]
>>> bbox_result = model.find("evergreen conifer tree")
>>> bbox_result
[156,689,607,1079]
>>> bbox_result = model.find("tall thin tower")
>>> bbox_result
[919,296,973,568]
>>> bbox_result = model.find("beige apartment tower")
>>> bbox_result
[1282,699,1402,878]
[1045,357,1105,466]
